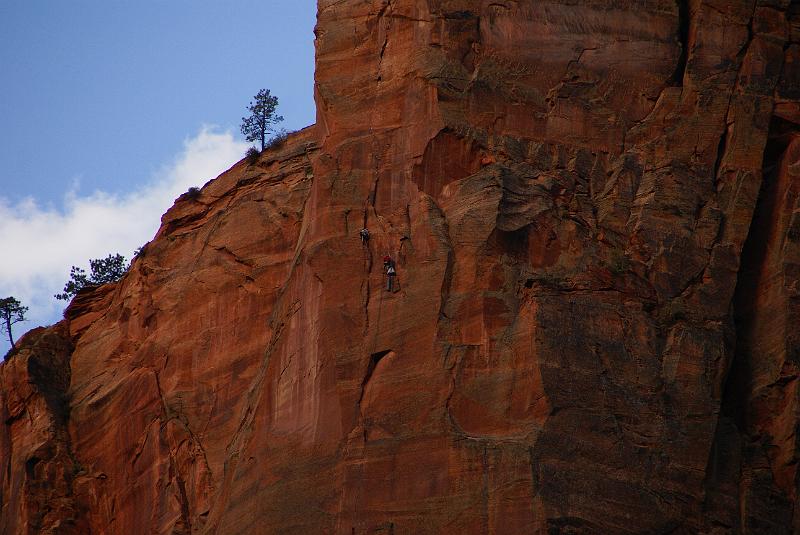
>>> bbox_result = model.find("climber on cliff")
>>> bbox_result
[360,228,370,244]
[383,255,397,292]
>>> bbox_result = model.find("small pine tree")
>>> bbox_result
[55,253,128,301]
[240,89,284,151]
[0,297,28,351]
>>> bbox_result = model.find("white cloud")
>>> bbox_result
[0,126,248,354]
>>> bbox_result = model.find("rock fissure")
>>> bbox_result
[708,109,800,531]
[357,350,392,412]
[170,452,193,535]
[668,0,690,87]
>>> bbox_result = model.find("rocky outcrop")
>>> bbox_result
[2,1,799,533]
[0,326,87,534]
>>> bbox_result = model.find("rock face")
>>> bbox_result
[2,1,799,533]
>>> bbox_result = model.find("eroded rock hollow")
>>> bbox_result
[2,1,799,533]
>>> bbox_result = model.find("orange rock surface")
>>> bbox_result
[2,1,799,533]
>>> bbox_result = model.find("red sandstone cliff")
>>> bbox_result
[2,1,799,533]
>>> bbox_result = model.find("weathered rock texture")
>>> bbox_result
[2,1,800,533]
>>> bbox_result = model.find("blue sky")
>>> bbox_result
[0,1,317,355]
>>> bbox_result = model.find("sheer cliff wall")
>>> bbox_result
[1,1,799,533]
